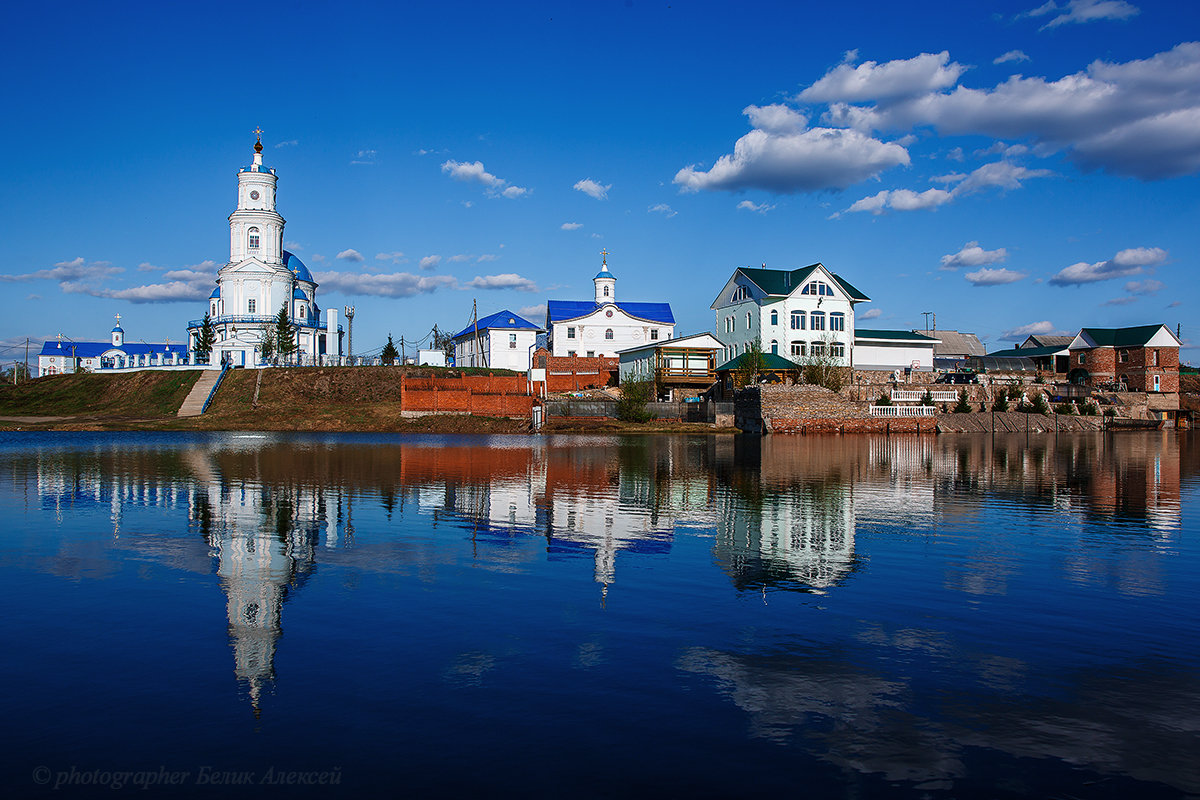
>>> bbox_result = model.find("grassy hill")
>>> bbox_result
[0,370,200,418]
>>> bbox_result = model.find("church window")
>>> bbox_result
[248,299,256,314]
[791,341,806,358]
[770,310,778,326]
[810,311,826,331]
[248,227,260,250]
[299,306,306,320]
[790,311,805,330]
[650,329,658,340]
[603,286,610,297]
[830,312,845,331]
[605,329,614,340]
[567,327,576,339]
[732,286,750,302]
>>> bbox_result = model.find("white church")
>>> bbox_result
[186,132,341,366]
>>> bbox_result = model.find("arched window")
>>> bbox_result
[745,311,752,329]
[830,312,845,331]
[790,311,805,330]
[810,311,826,331]
[603,286,610,297]
[605,329,614,340]
[248,227,260,250]
[770,340,778,355]
[299,306,306,320]
[770,310,778,326]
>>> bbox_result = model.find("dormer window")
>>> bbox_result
[248,227,260,250]
[732,286,750,302]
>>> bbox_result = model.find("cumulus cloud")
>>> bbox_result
[840,160,1050,215]
[58,261,218,304]
[940,241,1009,270]
[799,52,967,104]
[574,179,611,200]
[1125,279,1164,294]
[1025,0,1139,30]
[477,254,499,262]
[737,200,777,214]
[465,273,539,292]
[315,270,457,298]
[860,308,883,319]
[965,267,1027,286]
[375,251,406,263]
[994,50,1031,65]
[419,255,442,271]
[1048,246,1167,285]
[561,222,583,230]
[822,42,1200,180]
[1001,320,1066,339]
[337,249,364,262]
[441,159,528,198]
[648,203,678,217]
[285,241,303,251]
[274,140,298,148]
[0,257,122,284]
[675,104,909,194]
[518,304,547,323]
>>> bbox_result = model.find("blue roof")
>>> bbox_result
[293,287,308,300]
[239,164,274,174]
[595,265,615,280]
[111,324,123,332]
[453,310,542,340]
[282,250,314,283]
[39,341,188,358]
[209,287,220,299]
[547,300,674,325]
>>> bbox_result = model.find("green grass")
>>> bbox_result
[0,371,201,417]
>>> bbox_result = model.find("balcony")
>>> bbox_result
[186,315,339,332]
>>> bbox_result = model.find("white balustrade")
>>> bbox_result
[870,405,937,417]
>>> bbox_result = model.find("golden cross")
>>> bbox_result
[114,313,121,325]
[600,248,609,266]
[253,126,264,140]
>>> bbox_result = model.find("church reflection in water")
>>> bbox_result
[22,430,1188,713]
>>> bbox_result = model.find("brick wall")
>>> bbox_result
[1071,346,1179,392]
[398,373,534,417]
[736,384,935,434]
[533,347,617,391]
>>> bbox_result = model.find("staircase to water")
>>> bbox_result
[177,369,222,417]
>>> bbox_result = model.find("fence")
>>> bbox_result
[544,400,733,421]
[869,405,937,417]
[890,390,958,403]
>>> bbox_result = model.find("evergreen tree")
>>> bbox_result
[953,388,972,413]
[260,330,276,363]
[381,334,399,365]
[274,303,296,363]
[195,313,216,363]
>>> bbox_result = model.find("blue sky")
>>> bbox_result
[1,0,1197,360]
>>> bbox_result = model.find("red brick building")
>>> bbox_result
[1067,325,1181,392]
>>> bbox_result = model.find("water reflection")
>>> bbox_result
[2,430,1195,797]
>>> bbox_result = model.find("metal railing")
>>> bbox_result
[870,405,937,417]
[200,364,231,414]
[186,315,338,331]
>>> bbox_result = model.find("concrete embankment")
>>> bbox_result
[936,412,1106,433]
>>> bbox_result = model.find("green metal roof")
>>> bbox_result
[855,329,937,342]
[988,345,1063,358]
[715,352,802,372]
[736,264,870,301]
[1077,325,1169,348]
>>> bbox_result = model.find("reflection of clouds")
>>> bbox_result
[574,641,605,670]
[443,651,498,687]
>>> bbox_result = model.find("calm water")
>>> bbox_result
[1,431,1197,798]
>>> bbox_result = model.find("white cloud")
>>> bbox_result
[965,267,1027,285]
[842,187,952,215]
[57,261,218,304]
[441,159,528,198]
[737,200,776,214]
[648,203,678,217]
[1025,0,1139,30]
[675,105,910,194]
[860,308,883,319]
[419,255,442,271]
[1124,278,1164,294]
[375,251,406,263]
[274,140,298,148]
[840,160,1050,215]
[994,50,1031,65]
[0,257,122,284]
[1048,246,1167,285]
[518,304,547,323]
[1103,295,1140,305]
[447,254,472,263]
[561,222,583,230]
[285,241,303,251]
[310,254,327,264]
[1001,320,1065,339]
[940,241,1008,270]
[336,249,364,262]
[574,178,611,200]
[350,149,377,165]
[315,270,457,298]
[465,273,539,292]
[823,42,1200,180]
[477,254,498,262]
[798,52,967,104]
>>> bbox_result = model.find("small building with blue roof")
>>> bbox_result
[451,309,543,371]
[546,253,676,358]
[37,315,189,376]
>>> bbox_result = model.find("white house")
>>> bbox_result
[186,133,341,367]
[451,309,542,371]
[711,263,867,366]
[546,255,675,358]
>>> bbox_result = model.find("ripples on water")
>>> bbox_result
[0,430,1196,798]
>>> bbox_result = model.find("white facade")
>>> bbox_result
[451,310,541,371]
[853,331,937,371]
[617,332,722,383]
[546,261,675,357]
[188,136,341,367]
[710,264,864,367]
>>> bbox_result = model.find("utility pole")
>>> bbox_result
[400,335,406,365]
[24,337,30,383]
[344,306,355,363]
[922,311,935,331]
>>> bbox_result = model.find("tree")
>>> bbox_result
[381,334,399,366]
[734,338,767,388]
[2,363,31,384]
[260,329,276,363]
[953,389,972,413]
[432,325,455,360]
[991,392,1009,412]
[920,389,934,406]
[799,335,848,392]
[195,313,216,364]
[616,374,655,422]
[274,303,296,363]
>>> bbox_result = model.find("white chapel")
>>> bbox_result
[187,132,341,366]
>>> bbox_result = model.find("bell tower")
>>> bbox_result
[593,249,616,304]
[228,128,285,266]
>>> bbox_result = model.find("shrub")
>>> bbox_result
[991,393,1009,412]
[920,389,934,406]
[616,377,655,423]
[876,392,892,406]
[953,389,972,413]
[1030,393,1051,415]
[1103,407,1117,418]
[1080,400,1099,416]
[1055,402,1076,415]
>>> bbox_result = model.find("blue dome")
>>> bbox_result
[293,287,307,300]
[111,324,123,332]
[209,287,220,299]
[594,265,615,280]
[282,251,314,282]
